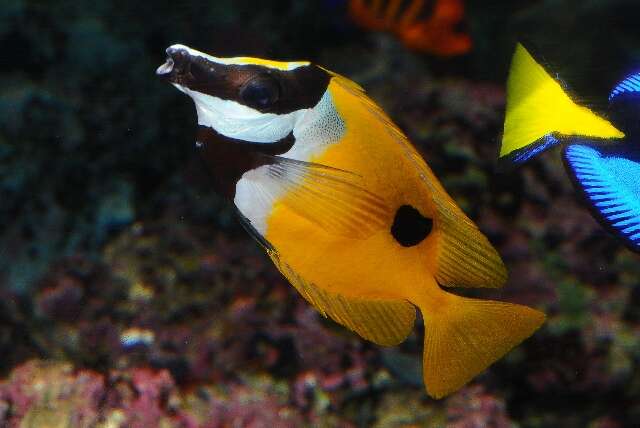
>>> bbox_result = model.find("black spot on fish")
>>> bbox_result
[391,205,433,247]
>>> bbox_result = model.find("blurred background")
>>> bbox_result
[1,0,640,426]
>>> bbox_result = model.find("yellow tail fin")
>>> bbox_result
[421,293,545,398]
[500,43,623,162]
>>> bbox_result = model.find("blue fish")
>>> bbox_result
[498,44,640,253]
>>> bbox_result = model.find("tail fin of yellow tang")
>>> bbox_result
[420,292,545,398]
[500,43,623,164]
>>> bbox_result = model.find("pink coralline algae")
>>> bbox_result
[446,385,515,428]
[0,360,191,428]
[0,360,104,428]
[189,379,306,428]
[106,367,181,428]
[0,360,314,428]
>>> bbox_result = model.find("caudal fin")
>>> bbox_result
[500,43,624,165]
[421,293,545,398]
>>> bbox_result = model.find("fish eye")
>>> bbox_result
[240,75,280,110]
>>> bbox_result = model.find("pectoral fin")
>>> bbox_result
[239,155,390,239]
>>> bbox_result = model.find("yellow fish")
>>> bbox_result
[157,44,545,398]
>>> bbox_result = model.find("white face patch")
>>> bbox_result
[166,44,309,71]
[175,84,307,143]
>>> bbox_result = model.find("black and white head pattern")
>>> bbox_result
[158,44,346,234]
[157,44,333,144]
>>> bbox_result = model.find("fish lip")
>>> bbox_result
[156,56,174,76]
[156,46,192,84]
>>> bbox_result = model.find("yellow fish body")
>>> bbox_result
[158,45,545,398]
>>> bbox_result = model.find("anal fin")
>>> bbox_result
[268,249,416,346]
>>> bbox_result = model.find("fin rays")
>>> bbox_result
[421,295,545,398]
[268,249,416,346]
[433,201,507,287]
[609,72,640,101]
[498,43,640,253]
[332,74,508,288]
[564,144,640,250]
[243,155,390,239]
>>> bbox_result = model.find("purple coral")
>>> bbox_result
[446,385,514,428]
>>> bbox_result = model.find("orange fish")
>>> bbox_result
[157,45,544,398]
[348,0,472,56]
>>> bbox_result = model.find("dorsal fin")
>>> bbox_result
[330,74,507,288]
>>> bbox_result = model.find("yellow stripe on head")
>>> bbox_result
[164,44,310,71]
[231,57,310,71]
[500,43,624,159]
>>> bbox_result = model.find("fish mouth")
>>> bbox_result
[156,46,193,85]
[157,45,224,94]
